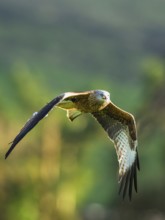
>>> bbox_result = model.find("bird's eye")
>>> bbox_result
[102,95,107,100]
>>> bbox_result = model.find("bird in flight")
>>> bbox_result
[5,90,140,200]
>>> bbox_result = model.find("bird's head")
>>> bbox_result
[90,90,111,110]
[94,90,110,100]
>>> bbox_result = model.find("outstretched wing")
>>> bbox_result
[5,94,65,159]
[5,91,92,159]
[92,102,140,200]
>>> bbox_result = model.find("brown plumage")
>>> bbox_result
[92,102,140,199]
[5,90,139,200]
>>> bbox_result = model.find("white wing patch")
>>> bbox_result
[114,129,136,180]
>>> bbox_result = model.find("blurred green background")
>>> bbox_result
[0,0,165,219]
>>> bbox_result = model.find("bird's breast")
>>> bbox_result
[75,97,105,113]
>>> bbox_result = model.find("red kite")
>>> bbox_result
[5,90,140,199]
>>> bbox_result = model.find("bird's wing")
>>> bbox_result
[5,93,66,159]
[92,102,140,200]
[5,91,91,159]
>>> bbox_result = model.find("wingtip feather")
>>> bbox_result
[5,143,14,159]
[5,153,8,159]
[118,156,139,200]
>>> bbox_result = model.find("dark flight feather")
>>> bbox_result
[5,94,64,159]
